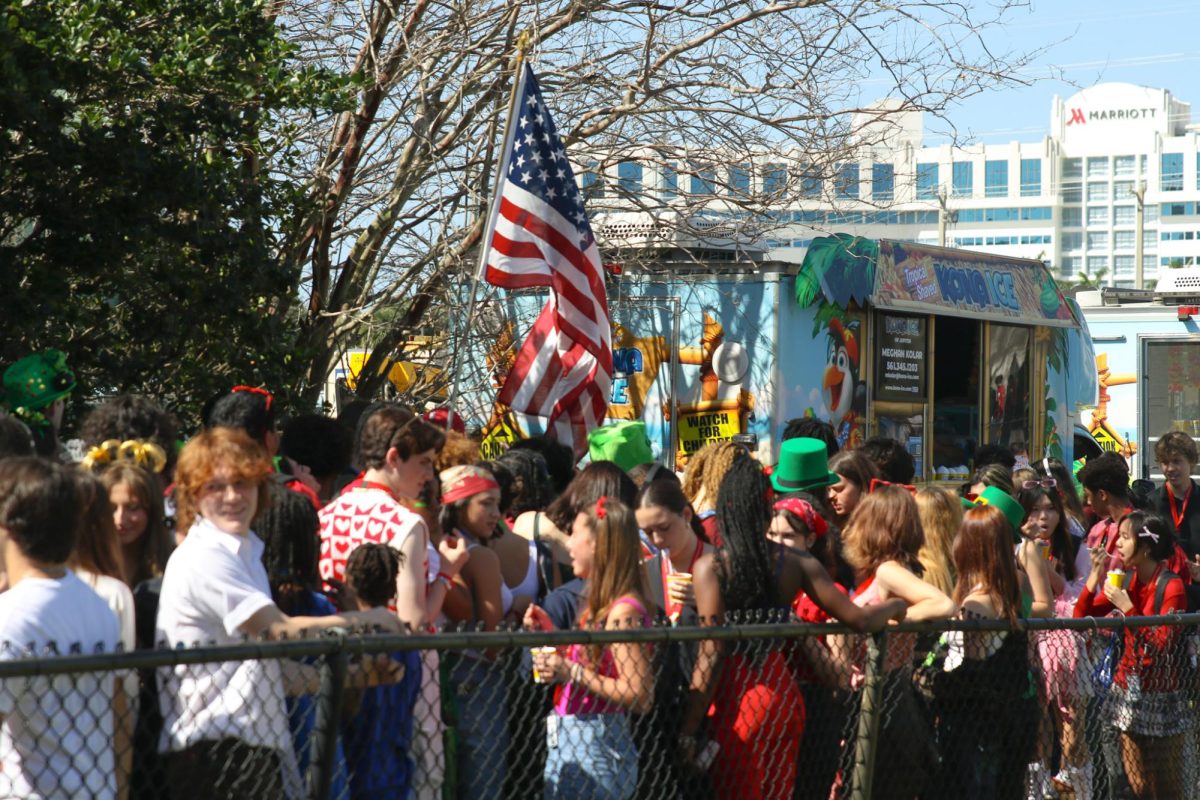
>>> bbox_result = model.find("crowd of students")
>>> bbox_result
[2,349,1200,799]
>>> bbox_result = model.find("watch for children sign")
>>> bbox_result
[678,411,741,455]
[876,314,927,402]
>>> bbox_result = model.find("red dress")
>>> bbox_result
[709,644,805,799]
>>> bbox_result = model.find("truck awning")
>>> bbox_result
[795,234,1081,329]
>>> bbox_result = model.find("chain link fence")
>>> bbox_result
[4,613,1200,799]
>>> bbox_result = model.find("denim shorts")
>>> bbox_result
[543,713,637,800]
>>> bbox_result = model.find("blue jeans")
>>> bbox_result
[446,655,508,800]
[544,714,637,800]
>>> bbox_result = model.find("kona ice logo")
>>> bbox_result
[934,262,1021,313]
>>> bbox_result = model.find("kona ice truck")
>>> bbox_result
[469,234,1097,479]
[1076,269,1200,481]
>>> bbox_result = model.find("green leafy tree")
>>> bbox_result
[0,0,345,426]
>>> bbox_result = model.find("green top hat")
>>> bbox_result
[970,485,1026,538]
[771,437,838,493]
[3,350,75,420]
[588,420,654,473]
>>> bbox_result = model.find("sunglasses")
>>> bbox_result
[231,385,274,412]
[1021,478,1057,490]
[868,478,917,496]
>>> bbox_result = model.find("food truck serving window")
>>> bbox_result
[987,325,1032,462]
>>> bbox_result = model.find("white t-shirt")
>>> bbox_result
[76,570,136,654]
[155,517,295,775]
[0,570,121,800]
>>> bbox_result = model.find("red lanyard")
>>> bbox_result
[660,538,703,617]
[355,478,400,504]
[1168,483,1192,531]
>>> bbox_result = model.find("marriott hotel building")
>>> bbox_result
[592,83,1200,287]
[768,83,1200,285]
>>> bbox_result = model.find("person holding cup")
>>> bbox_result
[1073,512,1188,800]
[635,479,716,624]
[1018,483,1093,798]
[524,496,653,800]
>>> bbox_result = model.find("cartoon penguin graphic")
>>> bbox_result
[823,318,864,448]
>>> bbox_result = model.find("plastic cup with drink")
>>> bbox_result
[531,646,558,683]
[1107,569,1127,591]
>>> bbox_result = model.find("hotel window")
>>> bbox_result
[916,162,939,200]
[799,164,821,198]
[1020,159,1041,196]
[1088,256,1109,272]
[1114,206,1136,225]
[729,164,751,195]
[1062,158,1082,179]
[872,163,895,201]
[1114,255,1135,274]
[836,163,859,199]
[1114,230,1135,250]
[1062,207,1082,227]
[1115,155,1137,177]
[984,160,1008,197]
[1061,184,1082,203]
[1197,153,1200,190]
[1162,153,1184,192]
[1087,206,1109,226]
[1061,256,1081,276]
[952,161,973,197]
[1087,157,1109,178]
[1145,229,1158,249]
[581,162,605,198]
[1087,182,1109,202]
[1062,232,1083,251]
[1087,231,1109,250]
[660,163,678,198]
[617,161,643,194]
[1146,205,1160,223]
[689,164,716,196]
[1113,181,1134,201]
[763,163,787,195]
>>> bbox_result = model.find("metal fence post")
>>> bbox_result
[309,637,349,800]
[848,631,889,800]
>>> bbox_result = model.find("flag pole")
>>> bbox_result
[447,29,534,418]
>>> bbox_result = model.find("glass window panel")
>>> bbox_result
[836,163,859,199]
[1087,206,1109,226]
[985,160,1008,197]
[952,161,973,198]
[872,163,895,201]
[1020,159,1041,196]
[617,161,642,194]
[1162,153,1184,192]
[987,325,1031,455]
[916,162,938,200]
[1087,157,1110,178]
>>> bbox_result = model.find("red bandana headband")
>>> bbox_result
[772,498,828,538]
[440,466,499,505]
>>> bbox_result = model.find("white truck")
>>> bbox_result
[1076,269,1200,480]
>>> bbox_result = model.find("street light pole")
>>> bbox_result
[1133,181,1147,289]
[937,189,956,247]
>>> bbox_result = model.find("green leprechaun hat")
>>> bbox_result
[3,350,76,427]
[771,437,838,493]
[970,485,1026,542]
[588,420,654,474]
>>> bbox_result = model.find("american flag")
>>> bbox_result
[483,62,612,454]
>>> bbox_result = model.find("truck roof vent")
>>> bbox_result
[1156,267,1200,300]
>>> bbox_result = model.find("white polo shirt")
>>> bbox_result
[155,517,294,765]
[0,570,121,800]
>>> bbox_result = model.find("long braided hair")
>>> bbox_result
[714,458,779,615]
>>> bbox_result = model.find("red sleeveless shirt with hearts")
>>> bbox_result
[318,484,426,586]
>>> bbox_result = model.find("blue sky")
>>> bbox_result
[925,0,1200,144]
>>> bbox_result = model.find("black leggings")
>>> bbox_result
[164,738,286,800]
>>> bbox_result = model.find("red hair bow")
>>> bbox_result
[595,496,608,519]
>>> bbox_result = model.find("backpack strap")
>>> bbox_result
[1154,570,1179,616]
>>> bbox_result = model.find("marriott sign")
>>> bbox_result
[1066,106,1158,125]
